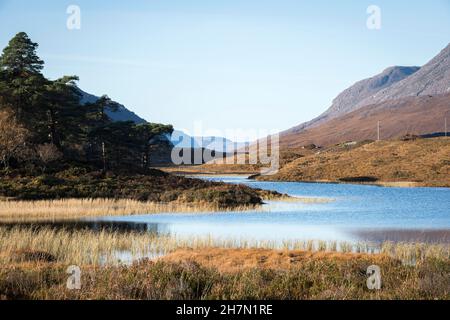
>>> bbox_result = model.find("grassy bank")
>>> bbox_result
[0,167,291,213]
[1,249,449,300]
[0,227,448,300]
[257,138,450,187]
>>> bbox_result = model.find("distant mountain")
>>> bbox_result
[170,130,201,149]
[281,42,450,147]
[76,88,244,154]
[171,131,248,154]
[76,88,147,124]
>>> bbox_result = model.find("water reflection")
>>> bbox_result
[2,220,449,245]
[0,220,170,235]
[350,229,450,244]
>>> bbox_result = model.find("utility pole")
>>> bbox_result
[102,142,107,172]
[377,121,381,141]
[445,118,448,138]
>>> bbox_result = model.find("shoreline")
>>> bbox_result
[160,168,450,189]
[255,178,450,189]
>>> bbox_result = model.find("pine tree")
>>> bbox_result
[0,32,44,75]
[0,32,47,125]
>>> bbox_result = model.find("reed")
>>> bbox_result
[0,227,448,266]
[264,195,334,203]
[0,196,334,222]
[0,198,261,221]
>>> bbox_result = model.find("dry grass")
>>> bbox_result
[270,196,334,203]
[0,198,262,221]
[0,194,327,222]
[1,246,449,300]
[0,227,448,300]
[161,165,259,175]
[0,227,448,267]
[160,248,393,273]
[160,149,312,176]
[260,138,450,187]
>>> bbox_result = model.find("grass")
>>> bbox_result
[0,198,262,221]
[1,249,449,300]
[0,168,275,208]
[0,227,448,266]
[0,227,448,300]
[258,138,450,187]
[0,192,325,221]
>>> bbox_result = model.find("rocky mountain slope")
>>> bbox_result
[286,66,420,134]
[359,43,450,106]
[281,42,450,147]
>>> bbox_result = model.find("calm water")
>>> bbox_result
[84,176,450,244]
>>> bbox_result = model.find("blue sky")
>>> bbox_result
[1,0,449,139]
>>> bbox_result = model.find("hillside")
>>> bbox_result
[258,137,450,187]
[285,66,420,134]
[280,93,450,148]
[77,88,147,124]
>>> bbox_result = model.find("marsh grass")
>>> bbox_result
[0,196,333,222]
[0,227,448,267]
[0,198,262,221]
[1,227,449,300]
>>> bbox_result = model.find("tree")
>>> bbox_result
[85,95,119,124]
[0,33,176,172]
[0,32,47,128]
[0,33,87,151]
[0,109,30,170]
[134,123,174,169]
[42,76,85,149]
[0,32,44,75]
[36,143,62,173]
[88,121,140,170]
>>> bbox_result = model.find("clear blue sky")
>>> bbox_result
[1,0,449,139]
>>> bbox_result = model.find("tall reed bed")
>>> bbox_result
[0,197,333,222]
[0,198,261,221]
[0,227,448,266]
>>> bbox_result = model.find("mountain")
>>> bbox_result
[199,137,249,153]
[77,88,147,124]
[281,42,450,147]
[170,130,202,149]
[358,43,450,106]
[280,93,450,148]
[171,131,248,154]
[285,66,420,135]
[76,88,245,154]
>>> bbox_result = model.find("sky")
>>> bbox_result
[1,0,449,140]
